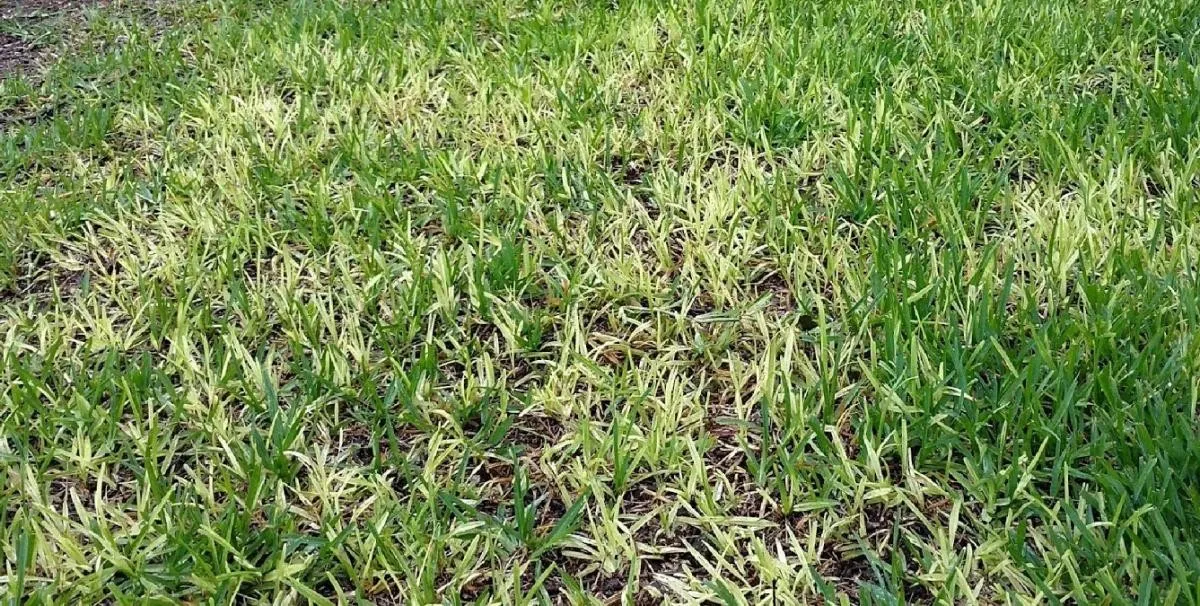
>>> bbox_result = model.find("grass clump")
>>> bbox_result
[2,0,1200,603]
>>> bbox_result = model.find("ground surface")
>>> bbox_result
[0,0,100,76]
[2,0,1199,603]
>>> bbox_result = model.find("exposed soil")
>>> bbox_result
[0,31,35,77]
[1,0,99,17]
[0,0,104,78]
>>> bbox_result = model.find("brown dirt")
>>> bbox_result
[0,0,104,79]
[1,0,99,17]
[0,31,35,77]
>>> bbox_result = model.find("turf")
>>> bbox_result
[2,0,1200,603]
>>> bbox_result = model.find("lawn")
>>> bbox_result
[2,0,1199,603]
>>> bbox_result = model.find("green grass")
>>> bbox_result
[2,0,1199,602]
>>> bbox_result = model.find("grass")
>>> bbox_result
[2,0,1199,602]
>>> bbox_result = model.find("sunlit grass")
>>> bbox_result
[2,0,1199,603]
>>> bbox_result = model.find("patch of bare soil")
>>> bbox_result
[1,0,102,20]
[0,0,104,79]
[0,31,35,77]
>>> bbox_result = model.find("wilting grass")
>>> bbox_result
[2,0,1199,603]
